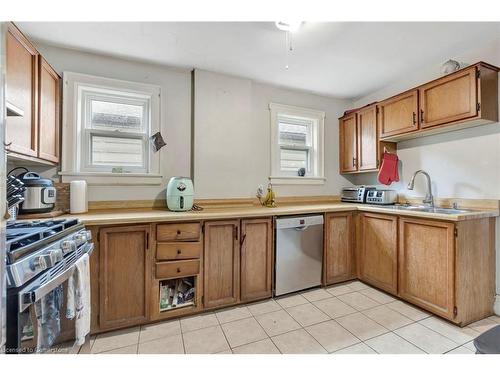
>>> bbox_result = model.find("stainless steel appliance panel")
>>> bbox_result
[275,215,323,296]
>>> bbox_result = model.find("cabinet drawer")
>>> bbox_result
[156,260,200,279]
[157,242,201,260]
[157,222,201,242]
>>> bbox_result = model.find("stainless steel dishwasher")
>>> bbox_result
[275,215,324,296]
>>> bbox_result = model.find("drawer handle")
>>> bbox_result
[177,230,181,235]
[177,249,182,255]
[177,267,181,273]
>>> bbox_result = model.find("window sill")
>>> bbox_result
[59,172,163,186]
[269,176,326,185]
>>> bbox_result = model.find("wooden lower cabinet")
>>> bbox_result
[324,212,355,284]
[203,220,240,308]
[98,225,151,330]
[240,218,273,302]
[359,213,398,294]
[398,218,455,319]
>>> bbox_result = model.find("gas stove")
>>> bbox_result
[6,219,91,288]
[5,218,94,353]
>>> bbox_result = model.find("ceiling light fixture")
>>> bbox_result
[275,21,303,70]
[275,21,303,33]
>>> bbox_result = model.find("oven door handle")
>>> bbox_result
[18,242,94,312]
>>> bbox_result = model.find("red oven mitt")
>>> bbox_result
[378,152,399,185]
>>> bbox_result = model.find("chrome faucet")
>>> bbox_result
[407,170,434,207]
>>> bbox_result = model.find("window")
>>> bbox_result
[270,103,325,184]
[61,72,161,185]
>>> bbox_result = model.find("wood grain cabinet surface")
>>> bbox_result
[98,225,151,330]
[203,220,240,308]
[5,23,61,165]
[339,113,358,173]
[359,213,398,295]
[398,218,455,319]
[357,106,379,171]
[240,218,273,302]
[378,89,419,139]
[37,57,60,163]
[5,23,38,158]
[324,212,355,285]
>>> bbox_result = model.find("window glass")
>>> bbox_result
[90,99,145,132]
[90,135,144,167]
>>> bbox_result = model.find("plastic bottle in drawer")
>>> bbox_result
[159,277,195,311]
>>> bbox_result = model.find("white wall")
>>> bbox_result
[193,69,353,199]
[351,37,500,309]
[19,42,192,202]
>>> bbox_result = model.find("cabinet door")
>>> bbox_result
[324,212,354,284]
[99,225,151,330]
[339,113,358,173]
[379,90,418,138]
[357,106,378,171]
[399,218,455,319]
[38,57,60,163]
[204,220,240,308]
[359,213,398,294]
[5,23,38,157]
[240,218,273,302]
[419,67,478,129]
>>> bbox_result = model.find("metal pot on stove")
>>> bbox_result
[17,171,56,214]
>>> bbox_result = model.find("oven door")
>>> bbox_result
[6,242,93,354]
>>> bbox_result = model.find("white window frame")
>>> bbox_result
[269,103,325,185]
[61,72,162,185]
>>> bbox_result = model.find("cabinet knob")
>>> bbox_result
[177,267,181,273]
[176,230,181,235]
[177,249,182,255]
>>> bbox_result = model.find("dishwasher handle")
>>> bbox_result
[293,226,309,231]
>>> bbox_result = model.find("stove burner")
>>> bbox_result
[6,218,82,263]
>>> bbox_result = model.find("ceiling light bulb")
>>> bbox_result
[275,21,303,33]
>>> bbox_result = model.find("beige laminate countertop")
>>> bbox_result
[57,202,499,226]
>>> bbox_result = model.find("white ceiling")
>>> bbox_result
[17,22,500,99]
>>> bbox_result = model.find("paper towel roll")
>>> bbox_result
[70,180,88,214]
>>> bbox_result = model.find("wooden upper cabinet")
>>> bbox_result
[203,220,240,308]
[339,113,357,173]
[399,218,455,320]
[378,89,419,139]
[324,212,355,285]
[38,57,60,163]
[419,66,477,129]
[357,106,378,171]
[240,218,273,302]
[359,213,398,294]
[5,23,38,157]
[99,225,151,330]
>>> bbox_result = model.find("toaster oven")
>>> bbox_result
[340,186,375,203]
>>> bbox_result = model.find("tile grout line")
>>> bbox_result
[277,300,331,353]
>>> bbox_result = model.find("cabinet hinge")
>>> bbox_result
[453,306,458,317]
[477,102,481,112]
[476,69,480,79]
[454,228,458,237]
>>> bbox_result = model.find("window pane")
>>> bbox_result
[280,148,309,172]
[279,121,309,147]
[91,100,144,132]
[91,135,144,167]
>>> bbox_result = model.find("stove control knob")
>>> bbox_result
[74,230,92,244]
[84,230,92,241]
[31,249,63,271]
[61,240,77,254]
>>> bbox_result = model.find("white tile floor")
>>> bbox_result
[89,281,499,354]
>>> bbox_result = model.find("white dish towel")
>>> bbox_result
[66,253,91,346]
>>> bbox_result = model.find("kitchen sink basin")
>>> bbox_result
[384,205,473,214]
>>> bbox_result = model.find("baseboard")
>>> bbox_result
[494,295,500,315]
